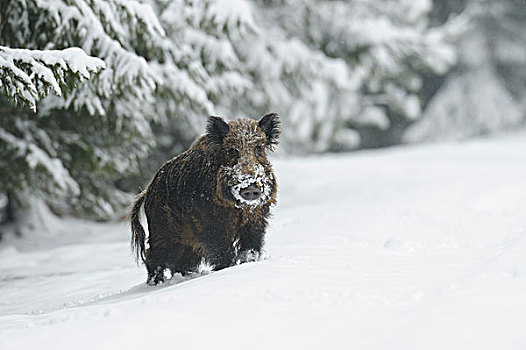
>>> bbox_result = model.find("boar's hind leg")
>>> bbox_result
[168,245,202,276]
[145,249,166,286]
[144,211,176,285]
[145,237,172,285]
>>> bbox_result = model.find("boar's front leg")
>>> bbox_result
[205,228,236,270]
[209,245,236,271]
[237,221,266,263]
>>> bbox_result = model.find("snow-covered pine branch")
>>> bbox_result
[0,46,105,112]
[141,0,255,157]
[0,0,171,220]
[406,0,526,142]
[234,0,461,152]
[232,30,360,153]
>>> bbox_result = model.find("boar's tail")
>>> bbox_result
[128,190,147,265]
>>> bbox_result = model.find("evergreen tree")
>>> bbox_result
[0,0,170,220]
[115,0,257,188]
[0,0,260,221]
[0,44,105,226]
[230,0,459,152]
[139,0,461,155]
[0,0,467,226]
[148,0,254,154]
[406,0,526,142]
[0,46,104,111]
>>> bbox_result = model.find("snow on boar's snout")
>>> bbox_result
[217,153,275,208]
[129,113,280,285]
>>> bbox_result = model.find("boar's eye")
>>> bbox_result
[227,147,240,159]
[255,145,264,157]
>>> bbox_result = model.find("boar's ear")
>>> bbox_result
[207,116,230,147]
[258,113,281,150]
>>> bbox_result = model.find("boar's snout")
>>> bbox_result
[222,162,273,208]
[240,184,261,201]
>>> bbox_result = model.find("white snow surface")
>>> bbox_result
[1,133,526,349]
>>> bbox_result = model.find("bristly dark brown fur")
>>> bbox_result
[128,113,280,285]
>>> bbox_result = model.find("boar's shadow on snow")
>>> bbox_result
[128,113,280,285]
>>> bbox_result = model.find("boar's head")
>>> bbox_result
[207,113,280,209]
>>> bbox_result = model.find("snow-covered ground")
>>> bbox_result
[1,133,526,349]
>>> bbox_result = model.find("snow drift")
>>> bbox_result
[1,132,526,349]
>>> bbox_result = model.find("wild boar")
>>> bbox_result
[128,113,280,285]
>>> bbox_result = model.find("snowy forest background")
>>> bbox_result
[1,0,526,231]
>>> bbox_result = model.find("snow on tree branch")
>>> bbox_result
[0,126,80,195]
[0,46,105,112]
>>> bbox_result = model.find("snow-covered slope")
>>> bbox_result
[1,133,526,349]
